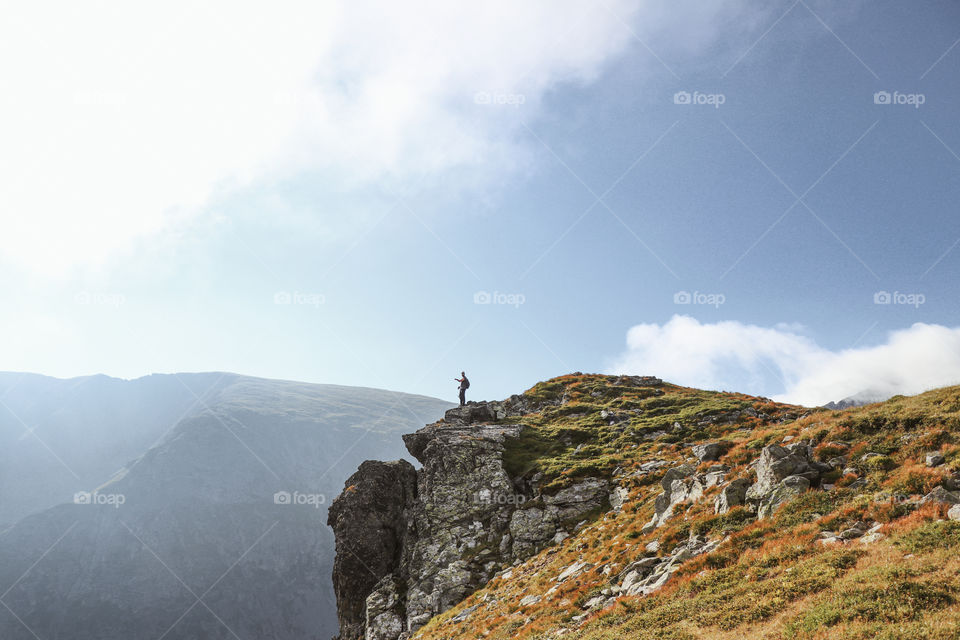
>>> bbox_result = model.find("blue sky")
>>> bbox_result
[2,0,959,406]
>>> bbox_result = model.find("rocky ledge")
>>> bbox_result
[327,400,621,640]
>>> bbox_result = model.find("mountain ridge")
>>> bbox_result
[328,373,960,640]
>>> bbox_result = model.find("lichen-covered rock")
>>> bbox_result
[827,456,847,469]
[327,460,418,640]
[519,594,542,607]
[441,402,505,425]
[642,464,699,532]
[715,478,751,514]
[330,418,611,640]
[366,576,406,640]
[921,486,960,504]
[926,452,946,468]
[402,423,525,631]
[609,486,630,512]
[620,536,720,596]
[543,477,610,520]
[556,560,594,582]
[757,475,810,519]
[746,443,824,518]
[692,442,725,462]
[703,469,728,489]
[747,444,815,500]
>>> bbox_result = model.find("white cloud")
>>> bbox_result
[608,315,960,406]
[0,2,335,275]
[0,0,649,275]
[0,0,790,276]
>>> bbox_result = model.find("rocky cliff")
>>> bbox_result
[326,379,661,640]
[330,374,960,640]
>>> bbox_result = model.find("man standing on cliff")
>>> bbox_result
[455,372,469,406]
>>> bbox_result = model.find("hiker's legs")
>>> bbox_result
[459,388,465,406]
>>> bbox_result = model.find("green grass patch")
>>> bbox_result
[894,520,960,554]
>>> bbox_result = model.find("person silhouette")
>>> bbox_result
[455,372,470,406]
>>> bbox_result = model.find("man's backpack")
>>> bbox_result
[463,378,470,389]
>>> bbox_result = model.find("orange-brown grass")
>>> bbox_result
[410,381,960,640]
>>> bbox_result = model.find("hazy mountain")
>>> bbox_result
[0,371,234,528]
[822,388,889,410]
[0,373,452,640]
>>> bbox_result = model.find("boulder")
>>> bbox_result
[746,443,823,518]
[692,442,725,462]
[827,456,847,469]
[557,560,593,582]
[715,478,751,514]
[442,402,502,425]
[948,504,960,521]
[621,536,719,597]
[544,477,610,513]
[582,596,608,610]
[450,606,477,623]
[704,471,727,489]
[926,452,946,468]
[746,444,816,502]
[618,557,662,592]
[519,594,541,607]
[757,475,810,519]
[838,527,864,540]
[642,464,699,532]
[609,486,629,512]
[921,486,960,505]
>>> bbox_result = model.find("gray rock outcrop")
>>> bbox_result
[615,535,720,597]
[746,442,826,518]
[692,442,725,462]
[328,401,612,640]
[715,477,751,514]
[642,464,699,532]
[327,460,418,640]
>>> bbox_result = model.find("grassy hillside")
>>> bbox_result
[413,374,960,640]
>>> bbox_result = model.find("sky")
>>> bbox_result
[1,0,959,407]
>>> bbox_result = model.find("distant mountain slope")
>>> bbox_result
[0,373,452,640]
[0,371,232,527]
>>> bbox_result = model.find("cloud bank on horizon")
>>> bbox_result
[608,315,960,407]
